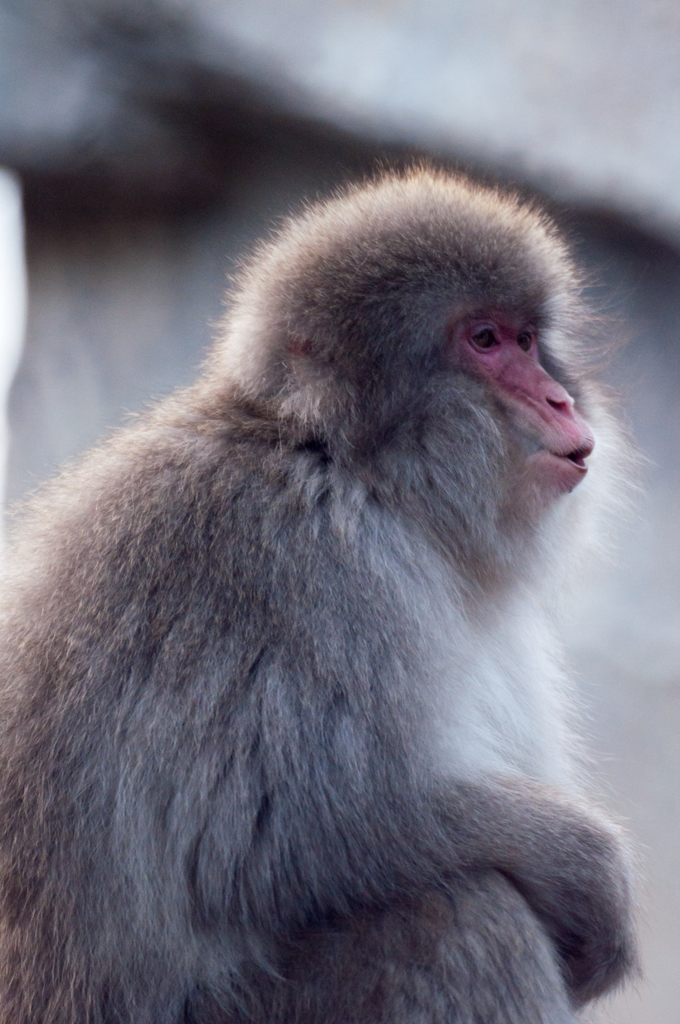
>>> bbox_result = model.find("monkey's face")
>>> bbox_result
[450,314,595,498]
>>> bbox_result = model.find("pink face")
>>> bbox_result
[453,316,595,495]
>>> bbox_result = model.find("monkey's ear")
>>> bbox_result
[287,335,314,357]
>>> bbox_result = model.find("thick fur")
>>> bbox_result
[0,168,637,1023]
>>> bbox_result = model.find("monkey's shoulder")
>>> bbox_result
[1,411,396,657]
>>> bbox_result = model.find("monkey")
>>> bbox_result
[0,167,637,1024]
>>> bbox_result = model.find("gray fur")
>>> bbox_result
[0,168,637,1023]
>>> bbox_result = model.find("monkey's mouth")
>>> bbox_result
[553,443,593,470]
[565,447,590,468]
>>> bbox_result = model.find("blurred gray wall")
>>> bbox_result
[2,3,680,1022]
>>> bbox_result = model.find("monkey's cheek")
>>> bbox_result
[525,450,589,497]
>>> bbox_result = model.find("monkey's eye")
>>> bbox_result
[517,332,533,352]
[470,328,499,351]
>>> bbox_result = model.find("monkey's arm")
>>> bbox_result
[184,610,637,1006]
[434,776,639,1006]
[215,497,639,1005]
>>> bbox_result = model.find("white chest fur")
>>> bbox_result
[360,510,579,787]
[427,596,577,785]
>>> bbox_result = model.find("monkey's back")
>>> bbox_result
[0,397,447,1020]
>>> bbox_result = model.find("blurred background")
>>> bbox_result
[0,2,679,1020]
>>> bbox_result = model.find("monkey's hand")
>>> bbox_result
[443,778,640,1007]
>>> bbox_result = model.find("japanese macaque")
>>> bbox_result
[0,168,637,1024]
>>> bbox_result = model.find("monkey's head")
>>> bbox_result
[212,168,608,536]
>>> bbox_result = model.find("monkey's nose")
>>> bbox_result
[543,378,576,416]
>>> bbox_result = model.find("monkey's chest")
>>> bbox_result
[424,607,575,785]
